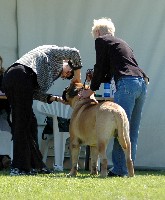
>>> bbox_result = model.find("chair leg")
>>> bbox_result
[42,143,49,163]
[54,131,69,171]
[54,131,63,171]
[98,157,101,171]
[42,135,53,163]
[10,140,13,160]
[62,132,70,167]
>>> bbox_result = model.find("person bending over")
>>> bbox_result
[3,45,83,176]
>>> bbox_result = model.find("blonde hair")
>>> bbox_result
[91,18,115,38]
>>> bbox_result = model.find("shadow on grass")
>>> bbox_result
[135,169,165,176]
[0,169,100,179]
[0,169,165,178]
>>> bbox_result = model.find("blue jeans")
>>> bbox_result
[111,76,147,175]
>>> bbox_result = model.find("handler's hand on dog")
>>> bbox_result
[79,89,98,103]
[56,96,69,105]
[79,88,93,99]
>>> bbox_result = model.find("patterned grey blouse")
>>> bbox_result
[15,45,82,102]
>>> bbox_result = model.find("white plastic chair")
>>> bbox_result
[37,101,72,171]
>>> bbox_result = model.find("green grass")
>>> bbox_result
[0,170,165,200]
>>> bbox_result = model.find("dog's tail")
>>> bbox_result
[114,111,128,150]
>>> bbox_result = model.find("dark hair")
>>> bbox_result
[66,60,74,80]
[66,70,74,80]
[68,60,73,69]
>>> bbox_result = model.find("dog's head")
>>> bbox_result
[62,83,84,104]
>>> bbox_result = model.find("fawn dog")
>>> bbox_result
[62,83,134,178]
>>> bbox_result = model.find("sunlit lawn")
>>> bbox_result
[0,169,165,200]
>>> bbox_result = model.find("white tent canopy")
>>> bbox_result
[0,0,165,169]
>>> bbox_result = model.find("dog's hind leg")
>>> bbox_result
[90,146,98,175]
[98,140,108,178]
[123,139,134,177]
[115,111,134,177]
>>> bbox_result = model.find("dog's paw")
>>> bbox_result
[90,171,98,176]
[66,173,76,177]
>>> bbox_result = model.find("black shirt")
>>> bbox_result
[90,34,147,91]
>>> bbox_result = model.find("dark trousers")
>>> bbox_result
[3,64,45,171]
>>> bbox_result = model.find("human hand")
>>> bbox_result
[79,89,98,103]
[56,96,69,105]
[79,88,94,99]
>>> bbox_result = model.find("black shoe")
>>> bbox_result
[107,170,127,177]
[10,168,35,176]
[38,167,53,174]
[30,169,38,175]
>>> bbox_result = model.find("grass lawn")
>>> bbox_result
[0,169,165,200]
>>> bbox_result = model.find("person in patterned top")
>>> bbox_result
[2,45,83,176]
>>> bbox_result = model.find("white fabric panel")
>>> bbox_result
[0,0,17,67]
[1,0,165,168]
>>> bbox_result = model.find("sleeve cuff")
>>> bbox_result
[72,66,82,70]
[47,94,53,104]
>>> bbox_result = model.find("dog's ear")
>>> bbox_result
[62,86,70,101]
[62,84,80,101]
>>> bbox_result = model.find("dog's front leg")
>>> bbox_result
[67,142,80,177]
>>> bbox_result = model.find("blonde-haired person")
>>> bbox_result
[91,18,115,38]
[3,45,83,176]
[80,18,149,177]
